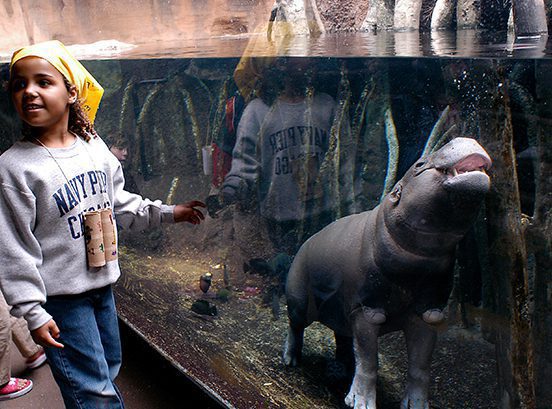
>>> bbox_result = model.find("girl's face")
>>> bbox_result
[10,56,77,134]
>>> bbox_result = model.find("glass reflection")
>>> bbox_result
[0,53,549,409]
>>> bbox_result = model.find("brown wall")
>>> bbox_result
[1,0,273,55]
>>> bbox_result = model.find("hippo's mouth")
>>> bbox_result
[436,153,491,177]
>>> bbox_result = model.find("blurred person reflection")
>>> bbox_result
[208,58,355,257]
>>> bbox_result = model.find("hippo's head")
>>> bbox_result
[382,137,491,254]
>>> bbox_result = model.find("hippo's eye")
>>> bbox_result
[415,161,426,168]
[437,168,448,175]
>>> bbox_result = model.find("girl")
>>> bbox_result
[0,40,205,408]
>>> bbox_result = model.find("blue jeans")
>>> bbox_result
[43,285,124,409]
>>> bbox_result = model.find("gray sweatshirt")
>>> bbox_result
[0,136,175,330]
[222,93,355,221]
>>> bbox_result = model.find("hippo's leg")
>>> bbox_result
[335,334,354,373]
[422,309,444,324]
[283,250,310,367]
[400,314,438,409]
[323,334,354,383]
[362,276,392,324]
[363,307,387,324]
[283,292,310,366]
[414,272,453,325]
[282,324,304,366]
[344,309,380,409]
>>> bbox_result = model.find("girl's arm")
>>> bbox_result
[0,183,53,332]
[112,161,204,229]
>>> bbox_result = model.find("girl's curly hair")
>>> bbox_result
[19,77,98,142]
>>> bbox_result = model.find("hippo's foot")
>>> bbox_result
[362,307,386,324]
[344,376,377,409]
[400,390,429,409]
[282,326,303,366]
[422,308,444,324]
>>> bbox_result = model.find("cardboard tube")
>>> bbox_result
[100,209,118,262]
[84,211,106,268]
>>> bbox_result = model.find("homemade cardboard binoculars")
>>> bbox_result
[83,208,117,268]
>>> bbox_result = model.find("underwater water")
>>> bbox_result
[0,47,550,409]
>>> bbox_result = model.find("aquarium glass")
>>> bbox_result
[0,5,550,409]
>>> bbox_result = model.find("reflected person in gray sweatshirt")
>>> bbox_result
[211,58,356,256]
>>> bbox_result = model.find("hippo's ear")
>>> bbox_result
[389,183,402,204]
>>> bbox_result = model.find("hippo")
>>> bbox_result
[282,137,492,409]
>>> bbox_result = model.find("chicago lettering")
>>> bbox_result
[67,200,112,240]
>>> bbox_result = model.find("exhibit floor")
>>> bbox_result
[3,321,222,409]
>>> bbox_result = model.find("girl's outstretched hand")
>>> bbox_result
[173,201,206,224]
[31,319,64,349]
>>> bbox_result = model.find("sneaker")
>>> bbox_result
[26,348,47,370]
[0,377,33,401]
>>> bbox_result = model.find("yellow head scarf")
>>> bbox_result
[10,40,104,124]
